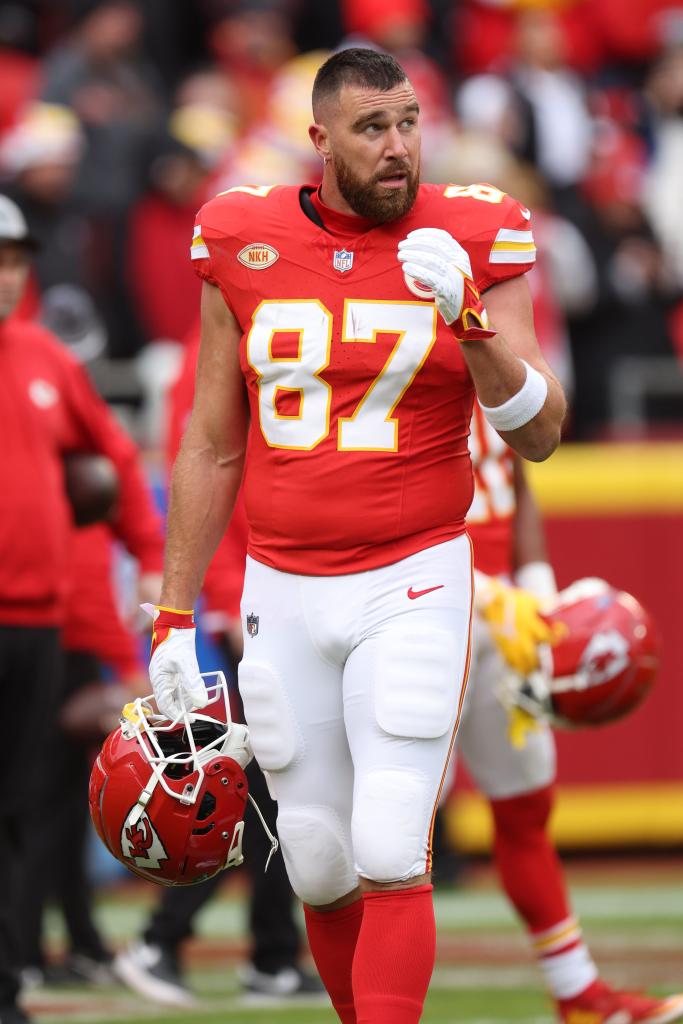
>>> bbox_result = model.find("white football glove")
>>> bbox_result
[143,604,209,720]
[398,227,472,325]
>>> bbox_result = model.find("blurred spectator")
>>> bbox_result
[211,50,328,192]
[170,67,240,167]
[127,136,210,346]
[0,102,90,300]
[207,1,297,131]
[642,45,683,288]
[569,149,679,437]
[40,0,164,215]
[0,4,41,133]
[511,10,594,201]
[450,0,603,80]
[0,189,161,1024]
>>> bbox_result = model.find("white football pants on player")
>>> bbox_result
[238,537,473,907]
[455,615,556,799]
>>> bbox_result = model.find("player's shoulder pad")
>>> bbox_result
[435,182,535,256]
[195,184,281,237]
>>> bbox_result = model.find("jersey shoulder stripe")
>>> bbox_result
[490,226,537,264]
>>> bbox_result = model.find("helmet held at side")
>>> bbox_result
[89,674,255,886]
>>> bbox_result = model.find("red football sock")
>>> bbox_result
[490,785,598,998]
[490,784,570,932]
[352,884,435,1024]
[304,899,363,1023]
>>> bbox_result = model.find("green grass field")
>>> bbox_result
[25,857,683,1023]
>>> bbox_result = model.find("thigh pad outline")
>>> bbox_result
[374,628,465,739]
[238,660,303,772]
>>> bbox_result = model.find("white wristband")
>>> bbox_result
[480,360,548,432]
[514,561,557,599]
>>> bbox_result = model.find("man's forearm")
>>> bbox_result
[160,438,245,610]
[460,335,565,462]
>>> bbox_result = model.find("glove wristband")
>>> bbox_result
[150,606,195,656]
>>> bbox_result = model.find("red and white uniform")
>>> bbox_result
[188,182,537,900]
[458,408,555,799]
[191,182,535,575]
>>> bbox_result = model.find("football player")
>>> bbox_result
[148,48,565,1023]
[461,408,683,1024]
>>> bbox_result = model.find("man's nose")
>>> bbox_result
[383,125,408,159]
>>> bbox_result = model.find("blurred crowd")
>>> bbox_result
[2,0,683,442]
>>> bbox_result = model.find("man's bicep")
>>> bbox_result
[485,275,555,378]
[188,282,247,455]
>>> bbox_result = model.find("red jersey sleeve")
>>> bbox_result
[440,184,536,293]
[56,346,164,571]
[189,190,248,287]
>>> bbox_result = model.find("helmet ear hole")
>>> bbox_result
[196,792,216,821]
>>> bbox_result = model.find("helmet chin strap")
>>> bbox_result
[246,793,279,871]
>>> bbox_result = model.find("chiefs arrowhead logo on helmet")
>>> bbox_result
[88,674,258,886]
[121,810,169,869]
[541,579,660,727]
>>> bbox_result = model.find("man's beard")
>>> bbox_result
[334,153,420,223]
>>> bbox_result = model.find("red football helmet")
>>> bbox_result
[499,579,660,729]
[538,578,660,727]
[89,674,267,886]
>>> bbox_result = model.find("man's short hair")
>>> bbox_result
[312,48,407,119]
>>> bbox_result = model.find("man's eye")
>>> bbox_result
[365,123,382,134]
[400,119,416,129]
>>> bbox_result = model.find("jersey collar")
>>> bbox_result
[310,187,381,237]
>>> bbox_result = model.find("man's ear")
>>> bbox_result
[309,122,331,162]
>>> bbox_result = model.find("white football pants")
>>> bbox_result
[454,615,556,799]
[238,537,473,907]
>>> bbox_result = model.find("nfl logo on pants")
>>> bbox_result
[333,249,354,273]
[246,612,259,637]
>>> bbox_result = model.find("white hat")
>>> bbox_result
[0,193,37,247]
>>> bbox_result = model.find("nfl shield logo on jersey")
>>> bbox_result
[246,612,259,638]
[333,249,354,273]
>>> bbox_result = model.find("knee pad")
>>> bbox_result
[352,768,431,883]
[374,629,464,739]
[238,661,303,772]
[277,806,357,906]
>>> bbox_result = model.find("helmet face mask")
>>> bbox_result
[89,674,254,885]
[497,579,660,730]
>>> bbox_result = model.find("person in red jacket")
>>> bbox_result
[0,192,161,1024]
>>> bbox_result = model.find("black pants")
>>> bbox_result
[0,625,62,1007]
[19,651,110,968]
[144,641,301,974]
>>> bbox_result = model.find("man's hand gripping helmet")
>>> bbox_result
[89,673,277,885]
[498,579,660,729]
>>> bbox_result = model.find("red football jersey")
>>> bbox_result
[190,182,535,575]
[466,401,516,578]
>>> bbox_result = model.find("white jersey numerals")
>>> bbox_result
[468,403,515,522]
[247,300,332,450]
[246,300,437,452]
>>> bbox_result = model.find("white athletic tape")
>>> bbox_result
[480,360,548,432]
